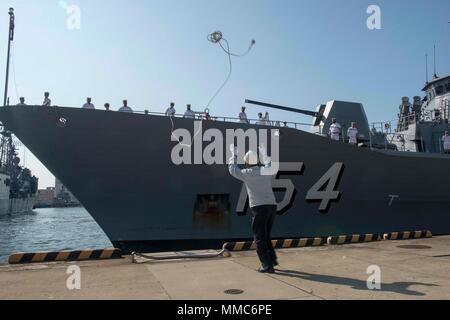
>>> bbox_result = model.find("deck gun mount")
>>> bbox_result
[245,99,371,140]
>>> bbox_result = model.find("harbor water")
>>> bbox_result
[0,208,112,263]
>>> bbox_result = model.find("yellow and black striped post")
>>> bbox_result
[8,248,122,265]
[383,230,432,241]
[327,234,381,245]
[223,238,325,252]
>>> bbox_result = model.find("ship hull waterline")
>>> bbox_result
[0,106,449,253]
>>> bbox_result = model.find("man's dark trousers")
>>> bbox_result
[251,205,277,269]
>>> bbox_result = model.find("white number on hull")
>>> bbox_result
[305,163,345,213]
[236,162,345,215]
[236,163,304,215]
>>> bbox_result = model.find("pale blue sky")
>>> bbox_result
[1,0,449,188]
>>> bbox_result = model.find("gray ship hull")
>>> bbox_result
[0,172,37,215]
[0,106,449,252]
[0,196,37,215]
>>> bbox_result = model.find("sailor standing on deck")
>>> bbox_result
[183,104,195,119]
[329,118,342,141]
[264,112,271,126]
[82,97,95,109]
[165,103,176,117]
[16,97,26,106]
[118,100,134,113]
[239,107,249,124]
[256,113,265,125]
[347,122,359,145]
[229,144,278,274]
[42,92,51,107]
[442,131,450,154]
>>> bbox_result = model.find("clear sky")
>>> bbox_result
[1,0,449,188]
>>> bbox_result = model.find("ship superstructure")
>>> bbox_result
[0,130,38,215]
[386,75,450,153]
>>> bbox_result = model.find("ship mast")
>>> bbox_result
[3,8,15,107]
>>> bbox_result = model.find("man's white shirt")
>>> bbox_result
[256,117,265,125]
[166,107,176,116]
[442,135,450,150]
[119,106,134,113]
[347,127,359,144]
[43,98,51,107]
[184,110,196,119]
[239,112,249,123]
[329,123,341,141]
[82,103,95,110]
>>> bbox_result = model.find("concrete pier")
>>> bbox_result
[1,236,450,300]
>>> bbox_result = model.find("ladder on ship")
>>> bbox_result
[439,99,450,121]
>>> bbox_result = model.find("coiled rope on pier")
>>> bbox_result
[170,31,256,148]
[131,248,230,264]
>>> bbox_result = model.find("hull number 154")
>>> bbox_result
[237,162,345,215]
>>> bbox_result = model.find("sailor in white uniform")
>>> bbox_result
[118,100,134,113]
[16,97,26,106]
[329,118,341,141]
[264,112,271,126]
[183,104,195,119]
[82,97,95,109]
[165,103,176,116]
[42,92,51,107]
[347,122,359,145]
[442,131,450,154]
[239,107,249,124]
[256,113,265,125]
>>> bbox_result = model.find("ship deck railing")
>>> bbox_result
[370,113,419,135]
[132,109,321,132]
[138,110,424,153]
[8,105,450,154]
[140,110,423,152]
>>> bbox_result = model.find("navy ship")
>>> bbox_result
[1,8,449,253]
[0,73,449,252]
[0,130,38,215]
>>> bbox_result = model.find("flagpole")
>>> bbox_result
[3,8,15,107]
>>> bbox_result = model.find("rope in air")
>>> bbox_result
[205,31,256,109]
[133,33,254,262]
[170,31,256,148]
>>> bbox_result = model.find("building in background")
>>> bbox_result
[35,179,82,209]
[54,179,81,207]
[36,187,55,208]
